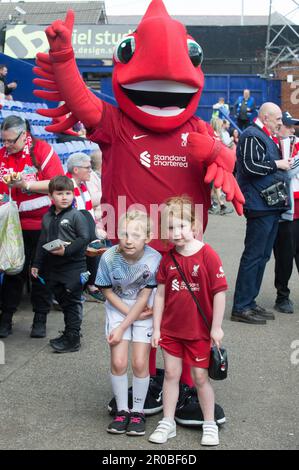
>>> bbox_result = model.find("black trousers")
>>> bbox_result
[50,279,84,334]
[1,230,52,317]
[273,219,299,302]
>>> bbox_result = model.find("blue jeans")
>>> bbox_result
[233,214,280,313]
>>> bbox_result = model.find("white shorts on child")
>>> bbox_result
[105,294,154,343]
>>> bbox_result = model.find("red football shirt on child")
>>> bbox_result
[156,244,228,341]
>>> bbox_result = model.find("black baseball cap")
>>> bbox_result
[282,111,299,126]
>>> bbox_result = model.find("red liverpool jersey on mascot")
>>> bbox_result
[33,0,244,253]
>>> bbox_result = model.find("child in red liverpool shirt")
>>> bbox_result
[149,196,228,447]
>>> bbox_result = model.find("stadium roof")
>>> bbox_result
[0,1,107,25]
[0,2,288,27]
[107,15,270,26]
[106,11,291,26]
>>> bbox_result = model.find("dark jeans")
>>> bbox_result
[233,213,280,312]
[273,219,299,303]
[1,230,52,318]
[51,280,83,334]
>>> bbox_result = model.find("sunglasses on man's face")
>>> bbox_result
[1,130,24,145]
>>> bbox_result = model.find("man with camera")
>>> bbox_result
[231,103,291,324]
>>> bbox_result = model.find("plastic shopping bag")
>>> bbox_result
[0,198,25,275]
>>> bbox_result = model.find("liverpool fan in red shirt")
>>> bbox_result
[0,115,64,338]
[149,196,227,447]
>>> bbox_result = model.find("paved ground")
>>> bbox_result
[0,211,298,451]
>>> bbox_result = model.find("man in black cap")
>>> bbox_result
[281,111,299,128]
[273,111,299,314]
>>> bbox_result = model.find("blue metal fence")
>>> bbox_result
[197,74,281,122]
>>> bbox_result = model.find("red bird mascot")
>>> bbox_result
[34,0,244,426]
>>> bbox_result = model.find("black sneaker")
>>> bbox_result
[126,412,146,436]
[107,410,130,434]
[50,332,81,353]
[274,298,294,314]
[0,313,13,338]
[108,369,164,416]
[49,331,66,346]
[30,313,47,338]
[175,386,226,426]
[0,321,12,338]
[30,322,46,338]
[176,383,195,409]
[144,374,163,415]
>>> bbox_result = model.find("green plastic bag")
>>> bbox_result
[0,195,25,275]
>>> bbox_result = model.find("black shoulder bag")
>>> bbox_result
[259,181,289,207]
[170,252,228,380]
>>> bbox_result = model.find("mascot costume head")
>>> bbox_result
[112,0,204,132]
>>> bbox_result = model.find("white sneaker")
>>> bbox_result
[201,421,219,446]
[148,418,176,444]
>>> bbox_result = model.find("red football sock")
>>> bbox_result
[180,363,194,387]
[149,347,157,376]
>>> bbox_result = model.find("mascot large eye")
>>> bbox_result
[114,36,135,64]
[187,39,203,67]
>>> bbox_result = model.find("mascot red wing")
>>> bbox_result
[33,0,244,423]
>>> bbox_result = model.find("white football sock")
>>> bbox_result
[131,375,150,412]
[110,372,128,412]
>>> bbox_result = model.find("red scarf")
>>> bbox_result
[66,172,94,218]
[293,141,299,157]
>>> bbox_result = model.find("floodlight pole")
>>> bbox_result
[264,0,299,77]
[264,0,273,76]
[241,0,244,26]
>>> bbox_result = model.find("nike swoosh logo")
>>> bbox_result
[170,266,177,270]
[195,357,206,362]
[133,134,148,140]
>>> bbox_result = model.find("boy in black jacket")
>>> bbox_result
[32,176,90,353]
